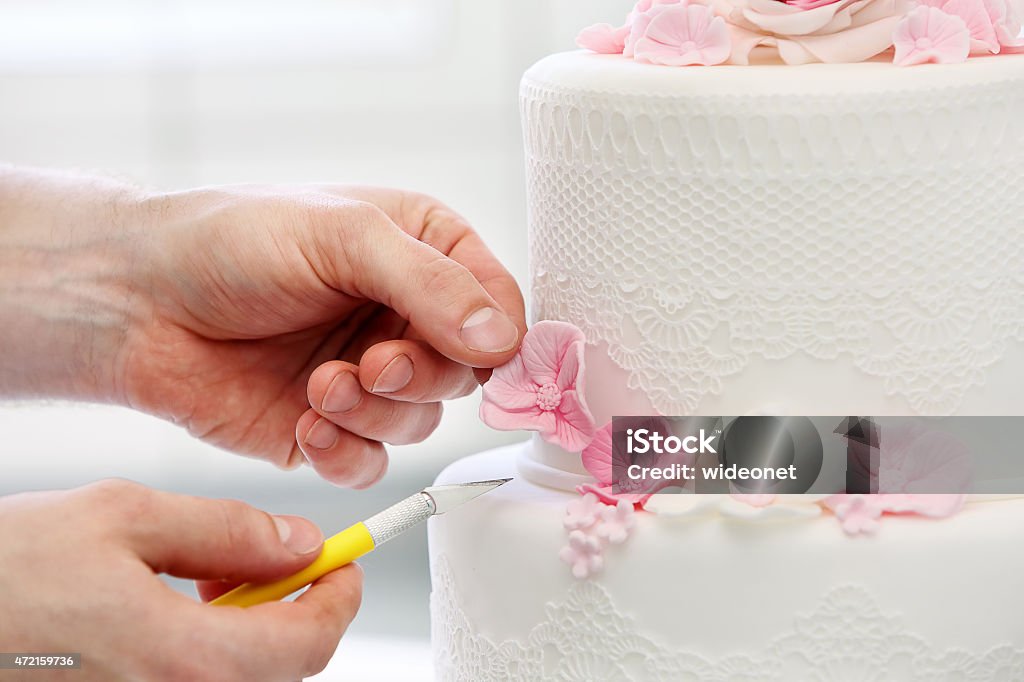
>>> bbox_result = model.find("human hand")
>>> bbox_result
[0,169,525,484]
[121,185,525,484]
[0,479,360,682]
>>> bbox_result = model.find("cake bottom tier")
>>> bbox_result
[428,443,1024,681]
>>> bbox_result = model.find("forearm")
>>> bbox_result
[0,165,148,402]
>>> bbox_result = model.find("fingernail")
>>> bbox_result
[322,372,362,413]
[304,418,339,450]
[460,307,519,353]
[371,354,414,394]
[272,515,323,555]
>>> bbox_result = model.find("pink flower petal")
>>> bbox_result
[577,483,653,507]
[549,389,597,451]
[480,354,537,411]
[940,0,1001,52]
[520,321,585,386]
[634,4,732,66]
[576,22,630,54]
[624,1,681,57]
[879,494,965,517]
[893,6,971,65]
[555,340,582,392]
[479,401,555,433]
[581,422,614,484]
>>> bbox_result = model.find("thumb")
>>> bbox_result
[336,203,524,368]
[121,486,324,586]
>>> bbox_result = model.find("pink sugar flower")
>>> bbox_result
[480,321,596,452]
[822,493,965,535]
[559,530,605,579]
[576,22,631,54]
[893,6,971,65]
[826,495,884,535]
[919,0,1001,52]
[624,0,683,57]
[633,4,731,66]
[577,419,677,507]
[564,492,604,531]
[594,500,637,544]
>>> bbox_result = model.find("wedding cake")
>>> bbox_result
[429,1,1024,678]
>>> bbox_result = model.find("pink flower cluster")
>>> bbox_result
[893,0,1023,65]
[576,0,1024,66]
[577,0,731,66]
[559,493,637,578]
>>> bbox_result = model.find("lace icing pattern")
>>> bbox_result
[431,556,1024,681]
[521,76,1024,415]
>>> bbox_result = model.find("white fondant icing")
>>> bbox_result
[429,445,1024,681]
[523,52,1024,468]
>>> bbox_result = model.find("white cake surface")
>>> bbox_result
[522,51,1024,479]
[430,446,1024,675]
[430,51,1024,681]
[430,444,1024,680]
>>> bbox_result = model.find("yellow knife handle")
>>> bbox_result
[210,522,376,608]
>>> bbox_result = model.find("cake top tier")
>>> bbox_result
[526,50,1024,97]
[575,0,1023,67]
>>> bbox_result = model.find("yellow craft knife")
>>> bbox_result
[210,478,511,608]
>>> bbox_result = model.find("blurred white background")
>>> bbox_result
[0,0,629,679]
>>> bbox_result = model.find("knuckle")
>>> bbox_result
[411,403,444,443]
[214,499,265,558]
[337,442,386,487]
[81,478,148,513]
[344,199,390,232]
[415,255,475,305]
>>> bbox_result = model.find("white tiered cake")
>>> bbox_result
[429,38,1024,682]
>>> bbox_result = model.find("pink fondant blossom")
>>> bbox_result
[825,495,884,535]
[822,493,966,535]
[989,0,1024,48]
[624,0,685,57]
[633,4,732,65]
[576,418,677,507]
[559,530,604,579]
[919,0,1001,52]
[594,500,637,544]
[480,321,596,451]
[893,6,971,64]
[576,22,631,53]
[564,492,604,531]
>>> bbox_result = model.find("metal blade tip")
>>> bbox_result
[424,478,512,515]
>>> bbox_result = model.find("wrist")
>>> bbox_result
[0,167,152,402]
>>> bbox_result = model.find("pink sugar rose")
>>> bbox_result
[726,0,912,65]
[633,3,732,65]
[893,6,971,64]
[480,321,596,452]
